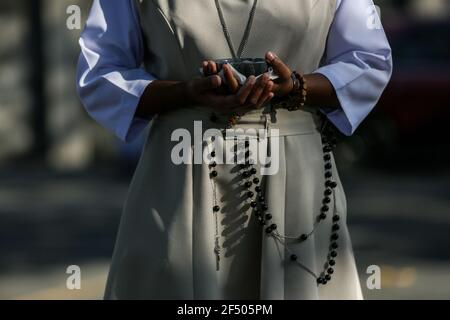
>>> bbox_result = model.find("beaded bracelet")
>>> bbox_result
[272,71,308,111]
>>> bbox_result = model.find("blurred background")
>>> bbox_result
[0,0,449,300]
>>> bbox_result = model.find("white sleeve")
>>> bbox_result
[314,0,393,135]
[76,0,156,142]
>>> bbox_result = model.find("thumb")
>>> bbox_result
[191,75,222,93]
[265,51,291,80]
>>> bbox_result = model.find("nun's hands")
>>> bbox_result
[185,74,272,114]
[201,60,274,113]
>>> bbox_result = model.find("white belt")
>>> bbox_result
[155,104,322,138]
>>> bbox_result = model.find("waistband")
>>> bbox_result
[155,104,323,139]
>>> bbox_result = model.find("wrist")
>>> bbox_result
[272,71,308,111]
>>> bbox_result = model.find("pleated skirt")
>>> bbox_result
[104,107,363,300]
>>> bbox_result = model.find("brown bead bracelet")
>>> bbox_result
[272,70,308,111]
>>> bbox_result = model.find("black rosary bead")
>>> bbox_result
[333,215,340,222]
[247,191,254,198]
[265,213,272,220]
[319,213,327,220]
[331,233,339,241]
[255,186,262,193]
[210,162,217,168]
[250,168,257,175]
[213,205,220,212]
[324,154,331,161]
[250,201,257,208]
[270,223,277,231]
[325,171,332,179]
[330,251,338,258]
[321,205,329,212]
[331,242,339,249]
[325,274,331,281]
[327,267,334,274]
[265,226,273,234]
[290,254,298,261]
[329,259,336,266]
[210,171,218,178]
[323,197,331,204]
[245,181,253,188]
[324,189,332,196]
[242,171,251,178]
[299,234,308,241]
[317,277,324,285]
[253,178,260,184]
[211,151,216,158]
[332,224,340,231]
[325,163,332,170]
[323,146,332,153]
[326,181,337,189]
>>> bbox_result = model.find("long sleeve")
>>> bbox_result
[314,0,393,136]
[76,0,156,143]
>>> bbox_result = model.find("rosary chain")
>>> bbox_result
[214,0,259,59]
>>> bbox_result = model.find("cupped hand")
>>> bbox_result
[203,52,297,100]
[197,60,274,113]
[185,74,273,115]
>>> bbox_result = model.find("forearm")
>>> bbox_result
[303,73,340,109]
[135,80,189,119]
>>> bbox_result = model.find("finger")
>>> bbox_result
[208,60,218,74]
[265,51,291,80]
[218,87,257,110]
[265,92,275,104]
[255,81,274,109]
[207,61,213,75]
[230,81,274,112]
[223,64,239,93]
[248,73,270,105]
[256,92,274,110]
[236,76,256,105]
[202,61,209,76]
[206,61,212,75]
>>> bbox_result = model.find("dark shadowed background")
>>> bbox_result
[0,0,449,299]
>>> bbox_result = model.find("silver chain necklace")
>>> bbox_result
[214,0,259,59]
